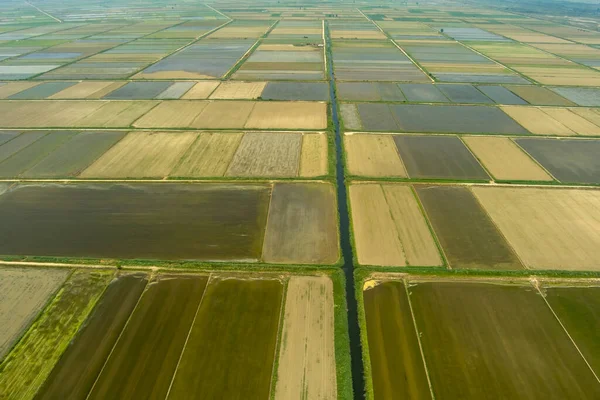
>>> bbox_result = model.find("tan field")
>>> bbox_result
[171,132,243,177]
[133,101,207,128]
[180,81,220,99]
[344,134,407,177]
[81,131,197,178]
[209,81,266,99]
[463,136,553,181]
[571,107,600,126]
[514,67,600,86]
[274,276,337,400]
[340,104,362,130]
[331,30,386,39]
[190,101,255,129]
[0,267,70,359]
[245,102,327,130]
[81,101,159,128]
[299,133,328,177]
[133,70,216,80]
[0,82,40,99]
[269,28,323,36]
[349,184,407,266]
[381,184,442,266]
[263,183,338,264]
[501,106,576,136]
[48,81,124,99]
[540,108,600,136]
[226,132,301,177]
[258,44,319,51]
[505,86,576,106]
[472,186,600,270]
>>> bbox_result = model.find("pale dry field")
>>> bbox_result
[181,81,220,99]
[209,81,266,99]
[340,104,362,130]
[344,134,407,177]
[133,101,207,128]
[226,132,301,177]
[48,82,125,99]
[514,67,600,86]
[462,136,553,181]
[171,132,243,177]
[79,101,159,128]
[540,108,600,136]
[472,186,600,270]
[190,101,255,129]
[299,133,328,177]
[245,102,327,130]
[571,108,600,126]
[0,267,70,359]
[0,82,40,99]
[81,131,196,178]
[331,30,386,39]
[349,184,440,267]
[501,106,576,136]
[274,276,337,400]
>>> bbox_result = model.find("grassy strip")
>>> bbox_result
[268,277,289,400]
[0,269,114,399]
[353,268,374,399]
[330,269,353,400]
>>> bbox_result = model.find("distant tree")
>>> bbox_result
[440,28,444,33]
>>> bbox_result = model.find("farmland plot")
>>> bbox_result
[344,134,407,177]
[501,106,575,136]
[167,278,283,400]
[171,132,243,177]
[299,133,328,177]
[0,131,20,146]
[0,132,46,163]
[411,281,600,399]
[87,275,208,400]
[35,273,148,400]
[274,276,337,400]
[415,185,522,270]
[363,281,431,400]
[0,267,69,360]
[0,270,112,400]
[472,186,600,270]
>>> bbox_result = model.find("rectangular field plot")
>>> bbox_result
[363,281,432,400]
[545,286,600,374]
[344,134,407,177]
[399,84,449,103]
[35,273,148,400]
[87,275,208,400]
[394,135,490,180]
[515,138,600,184]
[416,185,522,270]
[171,132,243,177]
[506,85,575,106]
[353,103,529,134]
[0,267,69,360]
[337,82,405,102]
[472,186,600,270]
[263,183,339,264]
[0,270,112,400]
[0,183,270,261]
[349,184,441,267]
[500,106,576,136]
[463,136,553,181]
[167,277,283,400]
[410,281,600,399]
[274,276,337,400]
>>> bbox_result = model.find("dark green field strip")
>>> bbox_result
[515,138,600,184]
[0,183,270,261]
[0,131,76,177]
[0,131,20,146]
[262,182,339,264]
[0,132,46,163]
[363,281,431,400]
[8,82,76,99]
[545,286,600,375]
[87,275,208,400]
[410,282,600,399]
[35,273,148,400]
[0,270,113,400]
[21,131,126,178]
[393,135,490,180]
[415,185,523,270]
[167,278,283,400]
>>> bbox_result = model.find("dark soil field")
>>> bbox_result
[516,138,600,184]
[437,84,494,104]
[415,185,523,270]
[35,273,148,400]
[0,131,20,146]
[393,135,490,180]
[261,82,329,101]
[167,278,283,400]
[363,281,431,400]
[0,183,271,260]
[357,103,399,131]
[545,286,600,375]
[21,131,126,178]
[410,281,600,399]
[399,84,449,103]
[477,85,527,105]
[87,275,208,400]
[0,133,46,161]
[8,82,76,99]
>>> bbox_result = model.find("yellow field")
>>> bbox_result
[344,134,407,177]
[49,82,125,99]
[133,101,207,128]
[171,132,243,177]
[501,106,576,136]
[299,133,328,177]
[472,187,600,270]
[463,136,553,181]
[181,81,220,99]
[245,102,327,130]
[209,81,266,99]
[540,108,600,136]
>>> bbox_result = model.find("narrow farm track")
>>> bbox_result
[325,21,365,400]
